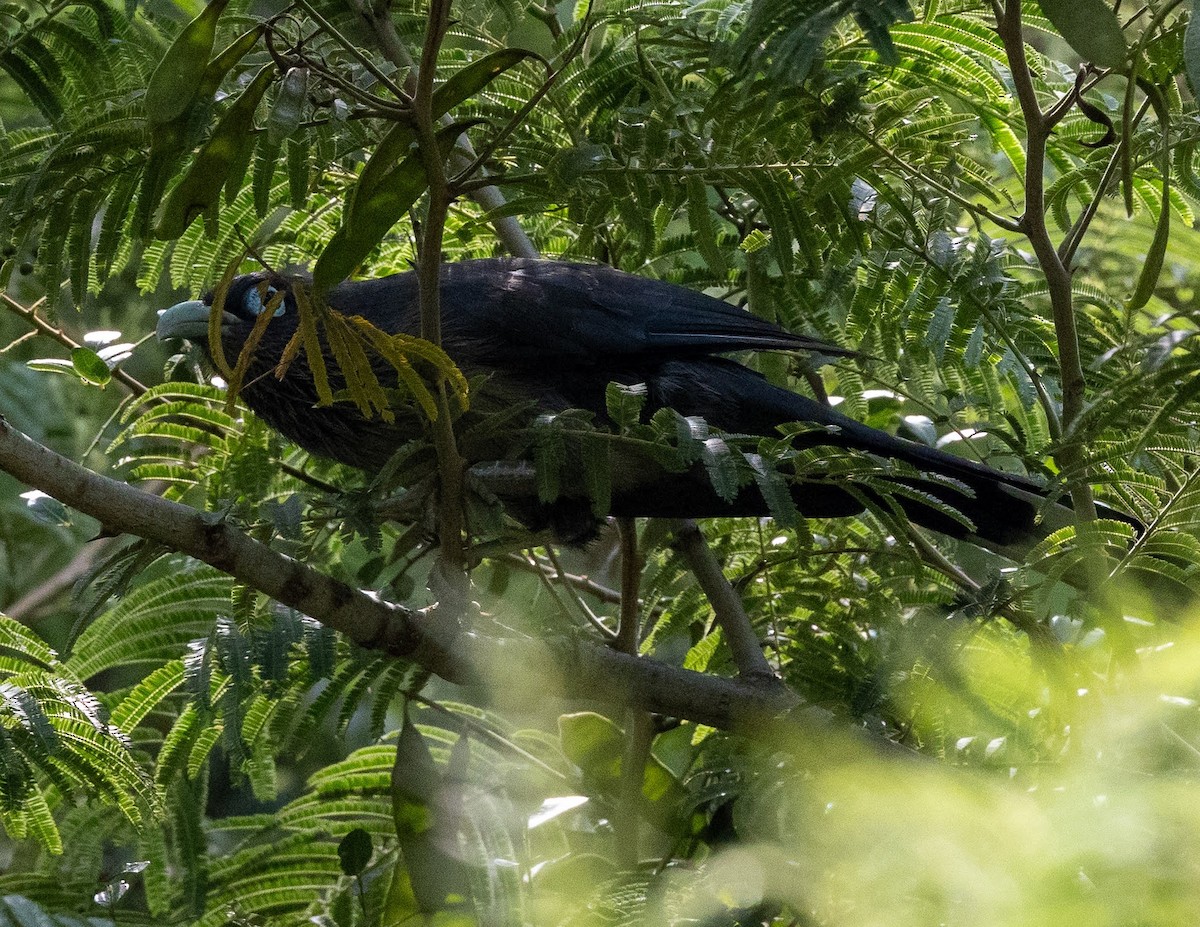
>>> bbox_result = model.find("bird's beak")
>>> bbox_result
[156,300,237,342]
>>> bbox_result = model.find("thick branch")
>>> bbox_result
[0,413,459,673]
[0,414,821,732]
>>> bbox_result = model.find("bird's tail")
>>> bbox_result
[741,381,1138,556]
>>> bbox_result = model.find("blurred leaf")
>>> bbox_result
[392,712,471,913]
[144,0,232,124]
[1037,0,1127,67]
[1187,0,1200,95]
[338,827,373,876]
[155,65,275,240]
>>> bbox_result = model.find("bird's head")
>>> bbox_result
[156,272,303,362]
[154,270,421,471]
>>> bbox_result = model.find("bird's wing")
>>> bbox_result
[433,259,856,362]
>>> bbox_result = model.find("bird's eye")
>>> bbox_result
[244,284,286,318]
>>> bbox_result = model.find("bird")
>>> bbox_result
[155,257,1134,553]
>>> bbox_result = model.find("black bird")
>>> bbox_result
[156,257,1124,552]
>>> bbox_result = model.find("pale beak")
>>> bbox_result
[156,300,237,341]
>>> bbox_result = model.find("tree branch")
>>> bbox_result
[0,413,825,733]
[670,519,779,682]
[347,0,539,258]
[0,413,460,673]
[411,0,468,575]
[996,0,1096,520]
[0,293,150,396]
[615,517,641,654]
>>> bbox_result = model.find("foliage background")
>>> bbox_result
[3,0,1200,923]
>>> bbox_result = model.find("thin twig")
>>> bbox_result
[506,551,624,604]
[541,546,617,639]
[1,293,150,395]
[291,0,410,101]
[1059,97,1153,267]
[615,517,641,654]
[851,127,1023,233]
[448,4,594,186]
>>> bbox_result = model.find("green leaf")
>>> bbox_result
[110,661,186,734]
[393,713,441,828]
[313,122,472,291]
[0,45,63,122]
[67,569,231,680]
[558,712,693,834]
[286,135,309,209]
[431,48,542,115]
[70,347,112,387]
[740,228,771,253]
[923,295,955,360]
[1186,1,1200,95]
[683,627,722,672]
[314,148,427,290]
[223,131,256,207]
[344,121,417,226]
[746,452,799,528]
[1037,0,1127,68]
[253,135,282,217]
[558,712,623,778]
[136,139,183,239]
[533,415,565,503]
[1129,79,1172,311]
[267,66,308,145]
[686,176,726,275]
[26,358,77,376]
[701,437,740,503]
[155,65,275,240]
[338,827,373,875]
[1128,182,1171,312]
[97,173,138,281]
[606,381,648,431]
[581,432,612,517]
[144,0,232,124]
[198,24,266,102]
[392,713,471,912]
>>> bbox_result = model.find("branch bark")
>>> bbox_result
[0,413,822,733]
[411,0,468,576]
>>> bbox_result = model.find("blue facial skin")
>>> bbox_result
[244,285,285,318]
